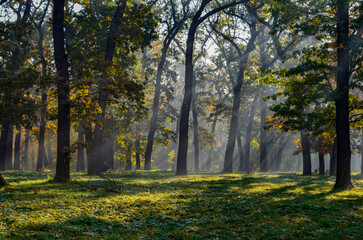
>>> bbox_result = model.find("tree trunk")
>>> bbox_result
[37,91,48,171]
[85,129,94,174]
[76,131,85,171]
[0,173,8,187]
[46,135,52,167]
[258,29,268,172]
[0,124,9,171]
[334,0,352,189]
[300,130,312,176]
[330,137,337,176]
[259,93,268,172]
[237,134,245,171]
[53,0,71,182]
[275,136,286,172]
[177,22,198,175]
[192,75,200,172]
[105,139,114,170]
[144,45,168,170]
[319,152,325,175]
[90,1,127,175]
[222,28,258,173]
[244,96,258,173]
[223,68,244,173]
[13,126,21,171]
[23,130,30,171]
[37,9,49,170]
[135,135,141,170]
[176,0,246,175]
[5,125,13,171]
[206,119,217,171]
[125,145,132,171]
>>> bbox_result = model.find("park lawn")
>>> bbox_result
[0,171,362,240]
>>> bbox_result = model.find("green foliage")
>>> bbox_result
[0,171,362,239]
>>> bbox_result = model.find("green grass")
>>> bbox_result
[0,171,362,239]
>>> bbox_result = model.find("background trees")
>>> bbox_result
[0,0,361,191]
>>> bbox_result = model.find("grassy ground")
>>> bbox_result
[0,171,362,240]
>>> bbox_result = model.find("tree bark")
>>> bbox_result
[176,20,199,175]
[85,129,94,174]
[206,119,217,171]
[76,131,85,171]
[23,130,30,170]
[319,152,325,175]
[192,74,200,172]
[334,0,352,189]
[237,134,245,171]
[0,124,9,171]
[0,173,8,187]
[135,135,141,170]
[46,134,52,167]
[13,126,21,171]
[244,95,259,173]
[258,27,269,172]
[330,137,337,176]
[36,2,49,170]
[300,130,312,175]
[53,0,71,182]
[5,125,13,170]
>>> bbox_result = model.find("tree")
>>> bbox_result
[53,0,71,182]
[35,0,51,171]
[144,0,190,170]
[89,0,128,175]
[334,0,351,189]
[177,0,248,175]
[209,7,261,173]
[262,0,362,188]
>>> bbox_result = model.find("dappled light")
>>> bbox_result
[1,171,362,239]
[0,0,362,238]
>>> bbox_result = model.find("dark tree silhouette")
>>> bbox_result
[334,0,352,189]
[53,0,71,182]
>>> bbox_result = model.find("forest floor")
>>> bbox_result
[0,171,362,240]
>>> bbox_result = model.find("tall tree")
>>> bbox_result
[144,0,190,170]
[35,0,51,172]
[53,0,71,182]
[177,0,247,175]
[89,0,128,175]
[243,95,259,172]
[334,0,352,189]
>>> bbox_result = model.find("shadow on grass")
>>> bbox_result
[1,171,362,239]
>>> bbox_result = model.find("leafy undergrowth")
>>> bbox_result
[0,171,362,239]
